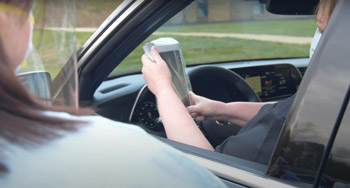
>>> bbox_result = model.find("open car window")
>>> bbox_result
[110,0,316,77]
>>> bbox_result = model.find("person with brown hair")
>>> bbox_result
[141,0,337,165]
[310,0,338,58]
[0,1,227,187]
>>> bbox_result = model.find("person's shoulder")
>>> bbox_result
[43,111,146,135]
[2,112,227,187]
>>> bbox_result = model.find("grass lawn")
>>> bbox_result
[112,35,310,76]
[159,19,316,37]
[32,19,314,78]
[114,19,314,76]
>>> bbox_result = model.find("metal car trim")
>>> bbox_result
[214,58,309,71]
[184,153,297,188]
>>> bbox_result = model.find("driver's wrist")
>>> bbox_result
[211,101,226,116]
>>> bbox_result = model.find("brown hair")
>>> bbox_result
[314,0,338,32]
[0,0,92,172]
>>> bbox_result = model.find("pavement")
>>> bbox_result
[72,28,312,45]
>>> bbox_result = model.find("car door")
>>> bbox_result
[267,0,350,187]
[77,0,350,187]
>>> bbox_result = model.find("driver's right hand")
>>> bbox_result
[186,92,225,122]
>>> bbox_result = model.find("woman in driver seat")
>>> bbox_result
[141,0,337,165]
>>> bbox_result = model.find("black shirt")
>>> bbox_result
[215,96,295,165]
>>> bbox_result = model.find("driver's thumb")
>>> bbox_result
[186,105,198,114]
[189,92,200,103]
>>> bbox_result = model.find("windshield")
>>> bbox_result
[109,0,316,77]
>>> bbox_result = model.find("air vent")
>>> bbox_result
[100,84,129,94]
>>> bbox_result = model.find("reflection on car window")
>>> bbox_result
[320,97,350,187]
[110,0,316,77]
[32,0,123,78]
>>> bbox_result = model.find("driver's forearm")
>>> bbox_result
[156,89,214,151]
[212,101,276,126]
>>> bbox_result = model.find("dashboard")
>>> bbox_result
[128,63,302,133]
[129,85,165,136]
[93,59,306,135]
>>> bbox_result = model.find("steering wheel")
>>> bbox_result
[188,65,261,147]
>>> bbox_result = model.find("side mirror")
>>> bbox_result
[17,71,52,101]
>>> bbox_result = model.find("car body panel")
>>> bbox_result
[321,92,350,186]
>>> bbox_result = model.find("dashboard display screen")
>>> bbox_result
[245,76,262,93]
[235,64,302,101]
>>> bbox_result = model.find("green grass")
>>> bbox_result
[112,34,310,76]
[159,19,316,37]
[32,19,314,78]
[111,19,315,76]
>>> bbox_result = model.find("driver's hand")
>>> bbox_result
[186,92,223,121]
[141,46,173,96]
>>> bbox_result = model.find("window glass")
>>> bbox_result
[110,0,316,77]
[32,0,123,77]
[74,0,123,48]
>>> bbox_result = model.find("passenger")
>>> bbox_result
[0,1,227,187]
[310,0,338,59]
[141,0,337,165]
